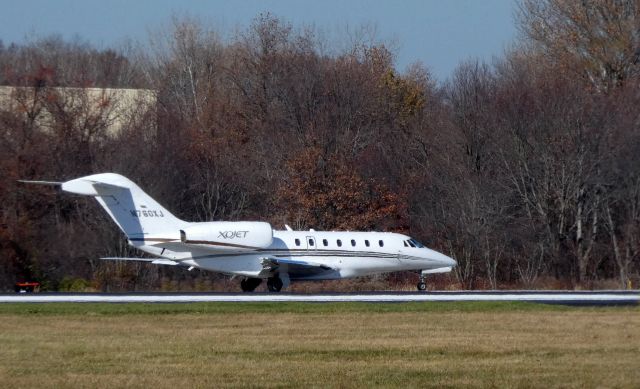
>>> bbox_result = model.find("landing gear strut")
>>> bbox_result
[417,273,427,291]
[241,278,262,292]
[267,276,283,292]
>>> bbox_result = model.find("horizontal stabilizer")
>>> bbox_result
[101,257,157,262]
[101,257,179,266]
[18,180,63,186]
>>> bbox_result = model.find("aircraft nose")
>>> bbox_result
[445,255,457,268]
[428,249,456,267]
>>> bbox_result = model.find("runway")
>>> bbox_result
[1,291,638,305]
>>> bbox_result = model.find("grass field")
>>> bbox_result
[0,302,638,388]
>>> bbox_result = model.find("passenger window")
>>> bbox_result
[379,240,384,247]
[295,239,300,246]
[337,239,342,247]
[323,239,328,246]
[365,240,370,247]
[309,238,314,246]
[351,239,356,247]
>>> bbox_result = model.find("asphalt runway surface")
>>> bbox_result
[0,291,638,305]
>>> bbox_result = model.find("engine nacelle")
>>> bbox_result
[180,221,273,250]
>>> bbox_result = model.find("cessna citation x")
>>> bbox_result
[21,173,456,292]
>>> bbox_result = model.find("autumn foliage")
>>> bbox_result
[277,146,408,231]
[1,7,639,291]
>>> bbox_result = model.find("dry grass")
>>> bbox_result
[0,303,638,388]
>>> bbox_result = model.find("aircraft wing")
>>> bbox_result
[259,257,334,278]
[101,257,180,266]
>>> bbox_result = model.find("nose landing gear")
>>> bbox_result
[416,273,427,291]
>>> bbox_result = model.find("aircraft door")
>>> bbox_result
[397,243,409,262]
[306,236,317,251]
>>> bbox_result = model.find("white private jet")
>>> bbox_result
[21,173,456,292]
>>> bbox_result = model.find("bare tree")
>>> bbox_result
[518,0,640,91]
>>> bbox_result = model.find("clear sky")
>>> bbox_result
[0,0,518,81]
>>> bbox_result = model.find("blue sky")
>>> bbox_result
[0,0,518,81]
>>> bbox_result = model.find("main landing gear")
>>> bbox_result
[240,278,262,292]
[267,276,283,292]
[417,273,427,291]
[240,276,284,292]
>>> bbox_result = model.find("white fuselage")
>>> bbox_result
[23,172,455,290]
[136,230,456,280]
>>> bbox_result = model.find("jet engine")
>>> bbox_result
[180,221,273,250]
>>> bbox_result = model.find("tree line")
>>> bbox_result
[1,1,639,291]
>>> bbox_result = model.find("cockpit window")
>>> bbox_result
[407,240,416,248]
[409,238,425,248]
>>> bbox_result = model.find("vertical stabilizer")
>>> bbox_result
[60,173,186,242]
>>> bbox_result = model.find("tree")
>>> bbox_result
[518,0,640,91]
[276,147,407,232]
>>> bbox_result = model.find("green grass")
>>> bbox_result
[0,300,596,315]
[0,302,638,388]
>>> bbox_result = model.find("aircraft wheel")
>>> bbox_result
[267,277,283,292]
[240,279,251,292]
[241,278,262,292]
[417,282,427,291]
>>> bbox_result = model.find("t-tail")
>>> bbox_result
[21,173,187,245]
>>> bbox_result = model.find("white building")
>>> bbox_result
[0,86,156,137]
